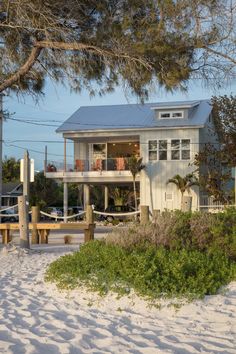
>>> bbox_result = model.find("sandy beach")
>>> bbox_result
[0,244,236,354]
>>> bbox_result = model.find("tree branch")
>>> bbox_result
[0,47,42,93]
[203,46,236,66]
[34,41,151,69]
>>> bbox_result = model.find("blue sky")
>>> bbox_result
[3,78,236,170]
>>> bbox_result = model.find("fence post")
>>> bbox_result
[31,206,39,244]
[84,205,94,242]
[152,209,160,223]
[140,205,149,224]
[18,195,30,249]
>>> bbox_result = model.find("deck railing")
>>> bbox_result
[46,157,133,173]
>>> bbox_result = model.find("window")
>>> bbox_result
[171,139,180,160]
[148,138,191,161]
[159,111,184,119]
[165,192,173,201]
[148,140,157,161]
[160,112,170,118]
[171,139,190,160]
[181,139,190,160]
[159,140,167,160]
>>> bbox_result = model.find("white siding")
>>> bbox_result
[140,128,199,211]
[74,141,88,160]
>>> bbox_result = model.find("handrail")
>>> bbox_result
[93,210,140,216]
[0,213,19,217]
[39,210,86,220]
[0,204,18,212]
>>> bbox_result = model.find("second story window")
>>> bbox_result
[148,140,157,161]
[181,139,190,159]
[159,140,167,160]
[171,139,191,160]
[171,139,180,160]
[148,139,191,161]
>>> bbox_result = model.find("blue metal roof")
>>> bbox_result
[56,100,212,133]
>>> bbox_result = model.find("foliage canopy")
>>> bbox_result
[0,1,235,97]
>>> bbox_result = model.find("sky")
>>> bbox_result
[2,78,236,171]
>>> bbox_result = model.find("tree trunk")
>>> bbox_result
[133,177,137,211]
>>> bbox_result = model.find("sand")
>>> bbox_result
[0,244,236,354]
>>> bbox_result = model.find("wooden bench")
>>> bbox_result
[0,222,95,245]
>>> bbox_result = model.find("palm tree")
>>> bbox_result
[167,173,199,210]
[127,156,145,211]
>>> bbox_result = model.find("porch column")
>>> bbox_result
[83,184,90,209]
[63,182,68,223]
[104,185,109,210]
[64,138,67,172]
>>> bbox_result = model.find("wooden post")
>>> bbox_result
[0,94,3,221]
[84,205,94,242]
[63,182,68,223]
[140,205,149,224]
[18,195,30,249]
[104,185,109,210]
[152,209,160,223]
[31,206,39,244]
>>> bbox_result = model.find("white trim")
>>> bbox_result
[158,111,184,119]
[151,102,199,110]
[62,125,205,137]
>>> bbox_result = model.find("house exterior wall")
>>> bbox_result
[139,128,200,211]
[74,141,88,160]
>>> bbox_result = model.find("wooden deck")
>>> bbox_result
[0,222,95,244]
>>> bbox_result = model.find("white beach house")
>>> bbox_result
[45,100,216,213]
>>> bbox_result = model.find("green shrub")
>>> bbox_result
[107,208,236,259]
[45,240,236,299]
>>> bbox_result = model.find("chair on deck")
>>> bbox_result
[75,159,85,172]
[93,159,103,171]
[116,157,125,171]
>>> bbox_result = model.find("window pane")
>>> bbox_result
[159,140,167,150]
[172,112,183,118]
[182,150,190,160]
[149,151,157,161]
[171,150,180,160]
[149,140,157,150]
[171,140,180,149]
[159,151,167,160]
[160,113,170,118]
[182,139,190,149]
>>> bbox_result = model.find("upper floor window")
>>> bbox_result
[148,140,157,161]
[171,139,190,160]
[159,140,167,160]
[159,111,184,119]
[148,138,191,161]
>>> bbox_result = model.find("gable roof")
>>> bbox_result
[56,100,212,133]
[2,182,22,195]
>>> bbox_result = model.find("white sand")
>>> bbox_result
[0,244,236,354]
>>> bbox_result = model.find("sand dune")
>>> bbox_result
[0,245,236,354]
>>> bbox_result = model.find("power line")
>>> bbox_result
[3,142,73,158]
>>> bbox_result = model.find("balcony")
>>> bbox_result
[45,157,139,184]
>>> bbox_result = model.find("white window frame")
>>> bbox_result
[147,138,191,161]
[159,110,184,119]
[148,140,158,161]
[170,138,191,161]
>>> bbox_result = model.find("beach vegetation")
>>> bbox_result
[46,208,236,300]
